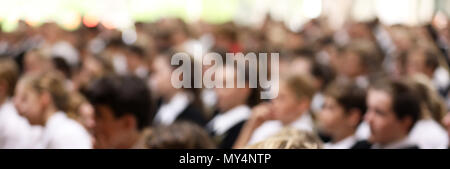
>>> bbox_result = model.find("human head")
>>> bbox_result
[318,81,367,140]
[406,47,440,78]
[215,64,261,113]
[14,71,69,125]
[24,49,52,74]
[150,50,203,110]
[340,40,381,78]
[271,75,316,124]
[365,79,420,145]
[85,74,152,149]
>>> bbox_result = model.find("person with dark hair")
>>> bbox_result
[352,79,421,149]
[85,74,153,149]
[124,45,149,79]
[150,51,207,127]
[206,64,261,149]
[146,121,216,149]
[318,81,367,149]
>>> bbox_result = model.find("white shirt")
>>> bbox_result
[355,121,370,140]
[0,100,42,149]
[39,112,92,149]
[153,92,190,126]
[324,135,358,149]
[357,119,448,149]
[248,112,315,145]
[408,119,448,149]
[207,105,251,135]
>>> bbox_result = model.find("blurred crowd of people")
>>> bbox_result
[0,14,450,149]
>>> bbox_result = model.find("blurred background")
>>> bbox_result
[0,0,449,32]
[1,0,450,149]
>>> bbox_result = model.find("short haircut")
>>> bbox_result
[324,81,367,123]
[408,47,440,71]
[0,58,19,97]
[85,74,152,130]
[370,79,420,130]
[285,75,316,101]
[344,40,382,73]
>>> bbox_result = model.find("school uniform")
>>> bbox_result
[153,92,207,126]
[356,119,448,149]
[324,135,358,149]
[351,138,419,149]
[38,112,92,149]
[408,119,448,149]
[206,105,250,149]
[0,100,42,149]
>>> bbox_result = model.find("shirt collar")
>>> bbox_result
[153,92,190,125]
[208,105,251,135]
[289,112,314,132]
[324,135,358,149]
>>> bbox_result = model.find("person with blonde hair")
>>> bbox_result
[0,58,41,148]
[407,74,448,149]
[245,128,322,149]
[14,71,92,149]
[233,75,317,148]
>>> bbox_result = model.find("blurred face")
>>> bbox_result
[442,113,450,140]
[271,83,304,123]
[82,57,104,79]
[151,57,175,98]
[289,57,312,76]
[24,53,40,74]
[14,80,46,125]
[215,67,250,112]
[341,51,364,78]
[78,103,95,134]
[365,89,410,145]
[93,105,136,149]
[318,96,348,136]
[406,52,426,76]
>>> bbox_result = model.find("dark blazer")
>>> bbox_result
[351,140,420,149]
[175,104,207,126]
[208,120,246,149]
[155,98,207,127]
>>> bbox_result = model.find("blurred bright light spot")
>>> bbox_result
[59,11,81,30]
[0,0,443,32]
[83,14,99,28]
[2,18,18,32]
[101,20,115,30]
[122,28,137,45]
[376,0,412,25]
[303,0,322,19]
